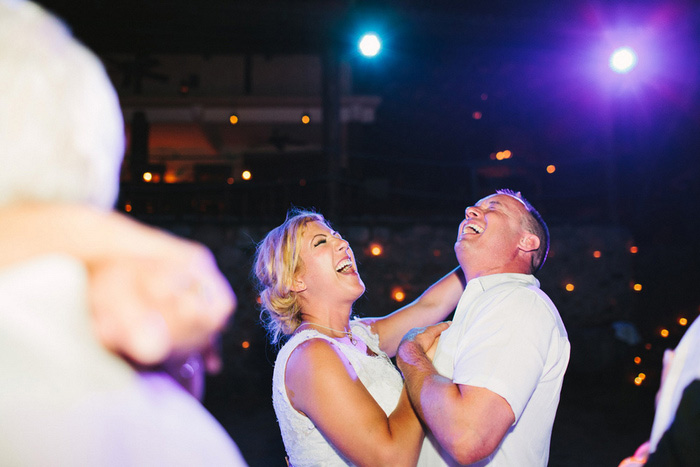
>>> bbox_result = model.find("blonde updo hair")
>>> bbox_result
[254,208,329,344]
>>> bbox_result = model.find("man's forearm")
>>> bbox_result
[397,338,448,421]
[397,337,479,464]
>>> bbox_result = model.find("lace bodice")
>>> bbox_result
[272,319,404,466]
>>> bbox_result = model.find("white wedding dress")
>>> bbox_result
[272,320,403,466]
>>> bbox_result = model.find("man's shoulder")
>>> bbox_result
[475,275,562,327]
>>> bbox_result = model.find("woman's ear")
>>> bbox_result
[519,232,540,253]
[290,276,306,293]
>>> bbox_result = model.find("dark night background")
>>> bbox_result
[33,1,700,465]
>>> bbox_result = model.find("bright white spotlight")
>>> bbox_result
[358,33,381,57]
[609,46,638,74]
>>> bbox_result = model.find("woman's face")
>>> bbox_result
[294,221,365,305]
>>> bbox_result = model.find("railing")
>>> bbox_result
[118,153,617,226]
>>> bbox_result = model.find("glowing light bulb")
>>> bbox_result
[610,47,638,74]
[358,33,381,57]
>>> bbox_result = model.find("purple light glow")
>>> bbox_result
[609,47,637,74]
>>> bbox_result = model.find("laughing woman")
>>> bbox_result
[254,209,464,466]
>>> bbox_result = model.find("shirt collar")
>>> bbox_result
[466,272,539,293]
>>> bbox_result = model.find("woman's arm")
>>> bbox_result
[366,267,465,357]
[285,338,424,466]
[0,202,235,367]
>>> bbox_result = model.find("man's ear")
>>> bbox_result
[519,232,540,253]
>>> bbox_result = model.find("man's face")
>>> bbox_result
[454,193,529,275]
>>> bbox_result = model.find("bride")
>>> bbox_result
[254,209,464,466]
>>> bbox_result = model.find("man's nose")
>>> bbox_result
[465,205,480,218]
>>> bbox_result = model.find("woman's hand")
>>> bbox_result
[88,247,236,368]
[0,203,236,369]
[426,335,440,361]
[618,440,649,466]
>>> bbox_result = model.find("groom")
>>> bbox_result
[398,190,570,466]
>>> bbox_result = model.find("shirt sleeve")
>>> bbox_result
[451,287,558,421]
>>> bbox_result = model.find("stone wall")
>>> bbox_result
[156,219,639,380]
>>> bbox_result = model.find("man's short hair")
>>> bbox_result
[497,189,550,274]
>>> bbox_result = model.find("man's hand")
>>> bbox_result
[397,322,450,370]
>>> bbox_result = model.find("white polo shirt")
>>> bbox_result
[418,273,570,466]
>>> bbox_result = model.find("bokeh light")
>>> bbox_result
[358,33,381,57]
[609,46,638,74]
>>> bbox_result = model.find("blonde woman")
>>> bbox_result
[254,209,464,466]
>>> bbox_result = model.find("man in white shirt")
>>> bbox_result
[398,190,570,466]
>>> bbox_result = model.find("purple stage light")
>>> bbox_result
[609,46,638,74]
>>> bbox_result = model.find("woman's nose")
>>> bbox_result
[336,238,349,251]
